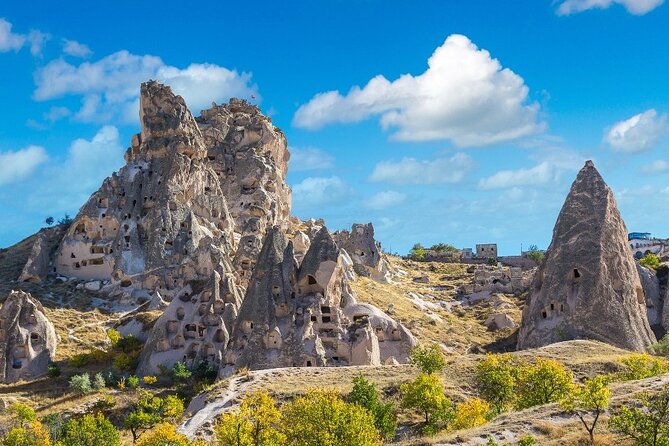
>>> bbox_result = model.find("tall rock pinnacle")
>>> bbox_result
[517,160,656,351]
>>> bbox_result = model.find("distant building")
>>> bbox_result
[628,232,666,259]
[476,244,498,259]
[461,248,473,259]
[628,232,651,241]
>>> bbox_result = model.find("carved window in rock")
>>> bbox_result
[391,328,402,340]
[541,301,565,319]
[213,300,225,314]
[176,307,186,320]
[214,329,226,343]
[241,320,254,334]
[30,332,41,344]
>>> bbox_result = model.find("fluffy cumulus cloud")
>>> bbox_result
[0,146,49,185]
[0,18,49,55]
[641,159,669,174]
[369,153,474,185]
[556,0,664,15]
[62,39,92,58]
[289,147,335,172]
[291,176,353,208]
[293,34,543,147]
[33,50,259,124]
[478,162,559,189]
[604,109,668,153]
[367,191,407,210]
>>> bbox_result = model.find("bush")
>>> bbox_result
[409,243,427,261]
[136,423,192,446]
[124,391,185,442]
[143,375,158,386]
[514,358,574,410]
[452,398,490,430]
[525,245,544,264]
[348,375,397,440]
[68,353,91,368]
[9,402,37,423]
[609,385,669,446]
[409,344,447,374]
[652,335,669,357]
[518,436,536,446]
[60,413,120,446]
[41,413,66,444]
[128,375,140,389]
[281,389,380,446]
[430,243,458,253]
[475,354,516,415]
[93,373,106,391]
[92,394,116,411]
[69,373,93,394]
[618,353,669,381]
[215,391,285,446]
[401,373,454,435]
[559,375,611,443]
[640,253,661,270]
[106,329,122,348]
[47,365,61,378]
[2,421,52,446]
[112,352,138,372]
[172,362,192,382]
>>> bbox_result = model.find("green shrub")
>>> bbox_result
[609,385,669,446]
[9,402,37,423]
[618,353,669,381]
[475,354,516,415]
[518,436,536,446]
[143,375,158,386]
[47,365,61,378]
[640,253,661,270]
[348,375,397,440]
[93,373,106,390]
[410,344,447,374]
[514,358,574,410]
[128,375,140,389]
[61,413,120,446]
[401,373,454,435]
[409,243,427,261]
[172,362,192,382]
[69,373,93,394]
[652,335,669,357]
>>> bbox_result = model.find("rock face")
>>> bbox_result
[637,263,662,329]
[223,227,415,374]
[19,226,67,283]
[0,291,57,383]
[333,223,392,282]
[518,161,656,351]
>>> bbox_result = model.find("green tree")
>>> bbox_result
[347,375,397,440]
[640,253,661,271]
[525,245,544,264]
[609,386,669,446]
[60,413,120,446]
[619,354,669,381]
[451,398,490,430]
[409,244,426,261]
[69,373,93,394]
[429,243,457,253]
[57,214,72,225]
[214,391,285,446]
[400,373,454,434]
[409,344,446,374]
[559,375,611,444]
[475,354,516,415]
[125,391,184,443]
[172,362,192,383]
[137,423,194,446]
[514,358,574,410]
[45,217,54,226]
[281,389,380,446]
[2,421,51,446]
[9,402,37,423]
[41,414,66,444]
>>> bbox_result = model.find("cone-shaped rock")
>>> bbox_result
[518,161,656,351]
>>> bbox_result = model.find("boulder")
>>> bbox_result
[485,313,516,331]
[518,161,656,351]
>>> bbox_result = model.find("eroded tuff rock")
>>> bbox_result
[19,226,67,283]
[518,161,656,351]
[0,290,57,383]
[223,227,415,374]
[333,223,392,282]
[197,100,291,287]
[637,263,662,329]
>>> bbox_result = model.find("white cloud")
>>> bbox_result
[0,146,49,185]
[604,109,668,153]
[26,30,49,56]
[62,39,92,58]
[292,176,353,207]
[44,106,71,122]
[478,161,559,190]
[293,34,543,147]
[556,0,664,15]
[0,18,26,52]
[369,153,474,185]
[367,191,407,210]
[641,159,669,174]
[289,147,335,171]
[34,50,259,124]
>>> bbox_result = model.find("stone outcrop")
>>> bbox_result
[333,223,392,282]
[223,227,415,374]
[0,291,57,383]
[518,161,656,352]
[637,263,662,329]
[19,226,67,283]
[459,265,531,296]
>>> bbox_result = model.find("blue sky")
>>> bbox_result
[1,0,668,255]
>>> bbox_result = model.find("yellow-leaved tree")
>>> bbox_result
[214,391,285,446]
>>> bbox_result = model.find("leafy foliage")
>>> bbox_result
[618,353,669,381]
[348,375,397,440]
[452,398,490,430]
[124,391,184,442]
[525,245,544,264]
[640,253,661,270]
[9,402,37,423]
[409,344,446,374]
[475,354,517,415]
[409,243,426,261]
[214,391,285,446]
[93,373,107,390]
[400,373,454,434]
[69,373,93,394]
[172,362,192,382]
[560,375,611,443]
[429,243,458,253]
[44,216,54,226]
[609,386,669,446]
[652,335,669,357]
[281,389,381,446]
[136,423,193,446]
[60,413,120,446]
[514,358,574,410]
[2,421,51,446]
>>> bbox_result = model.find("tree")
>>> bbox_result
[609,386,669,446]
[125,391,184,442]
[640,253,661,271]
[452,398,490,430]
[475,354,516,415]
[409,244,426,261]
[44,217,54,226]
[172,361,192,383]
[2,421,51,446]
[57,214,72,225]
[409,344,446,374]
[69,373,93,394]
[525,245,544,264]
[9,402,37,423]
[60,413,120,446]
[559,375,611,444]
[348,375,397,440]
[281,389,380,446]
[619,354,669,381]
[514,358,574,410]
[214,391,284,446]
[429,243,457,253]
[400,373,454,434]
[137,423,192,446]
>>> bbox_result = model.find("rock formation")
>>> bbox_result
[333,223,392,282]
[518,161,656,351]
[637,263,663,330]
[19,226,67,283]
[0,290,57,383]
